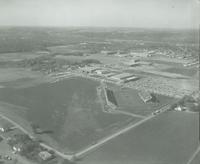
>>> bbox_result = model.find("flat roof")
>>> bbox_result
[105,72,118,77]
[123,60,139,65]
[125,76,139,81]
[110,73,134,80]
[81,67,100,72]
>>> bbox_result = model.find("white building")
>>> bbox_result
[12,144,23,153]
[0,120,13,132]
[39,151,53,161]
[109,73,139,83]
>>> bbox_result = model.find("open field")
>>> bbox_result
[0,52,42,62]
[0,77,136,153]
[0,101,34,136]
[0,68,45,83]
[114,88,175,116]
[80,111,199,164]
[54,53,123,65]
[190,150,200,164]
[0,27,199,164]
[0,67,53,89]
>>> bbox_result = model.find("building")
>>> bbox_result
[38,151,53,161]
[104,72,118,77]
[123,60,140,67]
[110,73,133,80]
[109,73,139,84]
[130,52,148,57]
[94,69,107,75]
[123,76,139,83]
[0,119,14,132]
[174,106,183,111]
[12,143,24,153]
[127,63,140,67]
[138,91,153,103]
[174,106,188,112]
[139,61,152,65]
[81,67,99,74]
[101,50,117,55]
[0,125,10,132]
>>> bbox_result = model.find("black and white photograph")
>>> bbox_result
[0,0,199,164]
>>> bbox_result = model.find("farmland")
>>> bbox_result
[0,26,198,164]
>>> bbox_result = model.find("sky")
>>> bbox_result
[0,0,199,29]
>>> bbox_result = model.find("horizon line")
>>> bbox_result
[0,24,199,31]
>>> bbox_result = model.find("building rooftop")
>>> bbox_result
[81,66,100,73]
[39,151,53,161]
[104,72,118,77]
[110,73,134,80]
[123,59,140,66]
[125,76,139,81]
[138,91,152,103]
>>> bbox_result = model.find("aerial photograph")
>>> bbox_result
[0,0,199,164]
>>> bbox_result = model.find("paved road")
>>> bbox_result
[0,113,34,138]
[187,145,200,164]
[0,113,74,160]
[0,104,170,162]
[40,143,73,160]
[75,104,170,159]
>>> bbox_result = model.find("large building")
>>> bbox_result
[123,60,140,67]
[81,67,100,74]
[138,91,153,103]
[109,73,139,84]
[101,50,117,55]
[104,72,118,77]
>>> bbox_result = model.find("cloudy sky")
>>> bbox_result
[0,0,199,29]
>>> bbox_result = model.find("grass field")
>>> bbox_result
[0,77,135,152]
[114,88,175,116]
[80,111,199,164]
